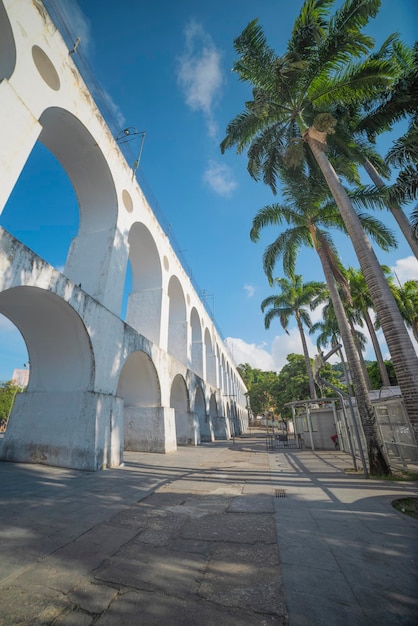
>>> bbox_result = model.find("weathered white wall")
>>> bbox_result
[0,0,248,471]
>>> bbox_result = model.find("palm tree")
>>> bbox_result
[221,0,418,441]
[360,41,418,213]
[393,279,418,343]
[250,166,393,473]
[261,274,326,400]
[334,40,418,257]
[310,303,358,396]
[345,266,392,387]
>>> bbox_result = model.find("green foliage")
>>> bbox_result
[274,354,311,419]
[274,353,343,418]
[0,381,20,430]
[367,360,398,388]
[237,363,280,417]
[239,356,344,421]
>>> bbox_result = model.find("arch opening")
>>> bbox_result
[170,373,195,445]
[167,276,187,364]
[118,350,165,453]
[125,222,162,342]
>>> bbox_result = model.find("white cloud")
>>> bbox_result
[390,255,418,285]
[244,284,255,298]
[203,160,237,196]
[226,328,319,373]
[177,20,224,137]
[225,337,275,371]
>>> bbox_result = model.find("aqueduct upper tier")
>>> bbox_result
[0,0,248,470]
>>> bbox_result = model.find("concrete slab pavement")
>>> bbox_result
[0,433,417,625]
[268,446,418,625]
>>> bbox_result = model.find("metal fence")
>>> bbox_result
[336,395,418,470]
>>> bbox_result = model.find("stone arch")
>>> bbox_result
[0,286,103,470]
[0,0,16,81]
[170,373,195,445]
[195,385,212,442]
[190,307,203,376]
[37,107,118,306]
[204,328,216,386]
[125,222,163,343]
[117,350,164,452]
[167,276,187,363]
[0,286,93,392]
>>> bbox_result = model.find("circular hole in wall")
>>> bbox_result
[32,45,60,91]
[163,256,169,271]
[122,189,133,212]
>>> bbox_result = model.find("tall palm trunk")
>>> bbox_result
[306,130,418,446]
[363,160,418,260]
[296,313,317,400]
[362,308,392,387]
[348,318,372,390]
[314,232,390,474]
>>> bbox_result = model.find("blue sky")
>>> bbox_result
[1,0,418,381]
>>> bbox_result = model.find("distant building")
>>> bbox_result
[11,369,29,388]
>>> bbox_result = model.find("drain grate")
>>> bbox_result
[275,488,286,498]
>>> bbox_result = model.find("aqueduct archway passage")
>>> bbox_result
[0,0,248,470]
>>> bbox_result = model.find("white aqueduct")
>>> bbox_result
[0,0,249,470]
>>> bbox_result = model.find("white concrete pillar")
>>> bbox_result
[126,288,163,344]
[1,390,123,471]
[0,80,42,212]
[124,406,177,453]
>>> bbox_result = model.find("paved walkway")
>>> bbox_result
[0,433,417,625]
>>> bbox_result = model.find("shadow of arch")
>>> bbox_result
[117,350,163,452]
[171,373,195,446]
[125,222,162,343]
[0,0,16,81]
[0,286,94,392]
[38,107,118,303]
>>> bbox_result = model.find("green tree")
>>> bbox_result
[345,266,393,386]
[237,364,280,417]
[0,381,20,431]
[392,279,418,343]
[274,353,341,419]
[367,360,397,389]
[261,275,327,400]
[221,0,418,456]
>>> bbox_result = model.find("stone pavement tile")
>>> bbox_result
[228,494,274,513]
[51,609,94,626]
[349,581,418,625]
[94,542,207,598]
[181,511,277,543]
[278,542,340,572]
[68,578,120,615]
[131,509,188,546]
[0,585,72,626]
[94,589,284,626]
[14,524,140,594]
[198,542,286,618]
[284,589,368,626]
[282,562,359,606]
